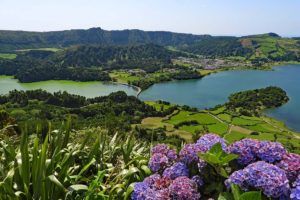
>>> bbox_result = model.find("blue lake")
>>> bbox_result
[140,65,300,132]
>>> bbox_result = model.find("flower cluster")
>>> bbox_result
[132,172,201,200]
[226,161,290,198]
[196,133,227,152]
[149,144,177,172]
[227,138,287,165]
[179,133,225,171]
[257,141,287,163]
[151,144,178,161]
[163,162,189,180]
[291,175,300,200]
[133,136,219,200]
[276,153,300,182]
[133,134,300,200]
[169,176,201,200]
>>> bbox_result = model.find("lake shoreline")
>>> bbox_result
[139,64,300,133]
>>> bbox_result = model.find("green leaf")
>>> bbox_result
[199,153,221,164]
[75,158,96,182]
[141,165,151,176]
[219,167,229,178]
[218,192,234,200]
[47,175,66,192]
[240,191,261,200]
[220,154,239,165]
[209,143,223,156]
[68,184,88,192]
[124,183,135,200]
[231,184,242,200]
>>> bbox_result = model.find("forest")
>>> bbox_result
[0,44,188,83]
[225,86,289,116]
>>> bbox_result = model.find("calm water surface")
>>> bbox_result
[1,65,299,132]
[0,76,137,98]
[139,65,300,132]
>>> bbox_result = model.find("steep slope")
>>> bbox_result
[0,28,209,52]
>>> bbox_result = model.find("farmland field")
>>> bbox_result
[0,53,17,59]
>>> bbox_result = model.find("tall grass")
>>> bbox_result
[0,123,150,199]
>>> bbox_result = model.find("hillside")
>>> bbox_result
[0,28,209,52]
[0,44,189,82]
[0,28,299,63]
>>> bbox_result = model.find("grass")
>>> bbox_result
[232,117,260,126]
[16,48,61,52]
[137,103,300,152]
[179,125,204,133]
[217,113,232,123]
[224,131,248,143]
[109,71,140,84]
[210,106,226,115]
[144,101,172,111]
[165,111,192,125]
[140,117,173,131]
[246,123,280,133]
[199,69,215,76]
[0,53,17,59]
[207,123,229,135]
[166,111,219,125]
[248,132,275,141]
[166,130,193,142]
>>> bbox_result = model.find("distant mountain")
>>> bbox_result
[0,28,210,52]
[0,28,299,62]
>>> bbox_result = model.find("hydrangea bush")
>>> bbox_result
[291,175,300,200]
[132,133,300,200]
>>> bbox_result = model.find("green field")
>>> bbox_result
[109,71,140,83]
[139,102,300,152]
[0,53,17,59]
[166,111,219,125]
[16,47,61,52]
[144,101,172,111]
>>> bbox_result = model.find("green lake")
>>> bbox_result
[0,76,138,98]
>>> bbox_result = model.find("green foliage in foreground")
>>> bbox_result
[0,126,150,199]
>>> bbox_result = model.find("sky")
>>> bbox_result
[0,0,299,36]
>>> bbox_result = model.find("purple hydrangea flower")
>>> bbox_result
[291,175,300,200]
[169,176,201,200]
[152,176,172,190]
[149,153,170,172]
[196,133,227,152]
[226,161,290,198]
[179,143,207,173]
[179,144,200,165]
[227,139,260,165]
[276,153,300,182]
[191,175,204,188]
[257,141,287,163]
[143,173,161,186]
[163,162,189,180]
[132,175,172,200]
[225,170,247,189]
[132,182,150,200]
[152,188,171,200]
[151,144,178,161]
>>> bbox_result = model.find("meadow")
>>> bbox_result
[0,53,17,59]
[139,101,300,153]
